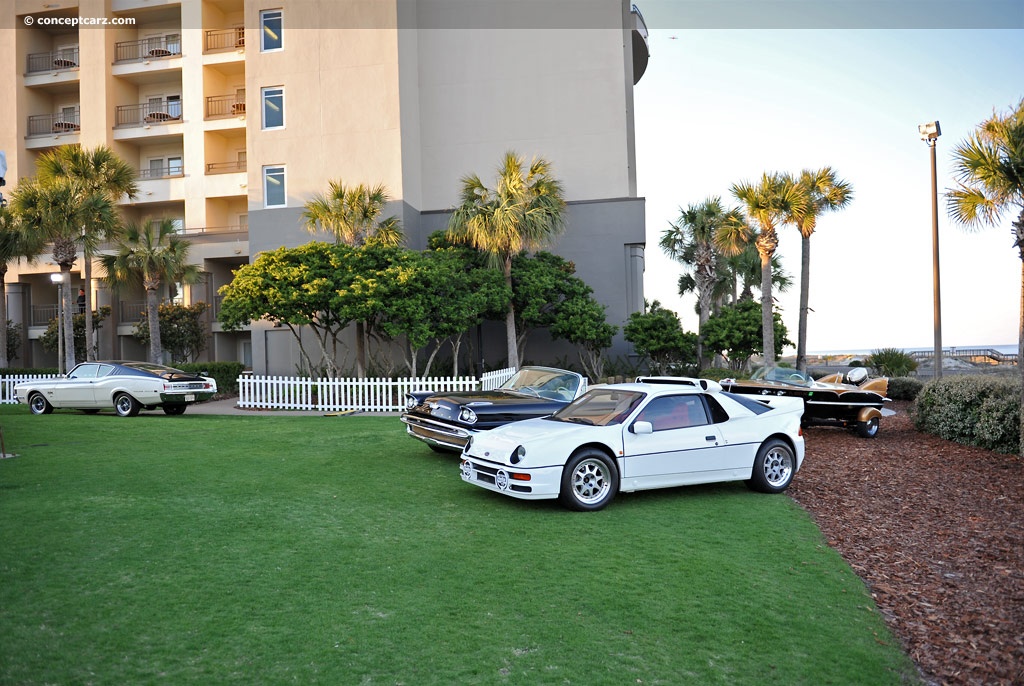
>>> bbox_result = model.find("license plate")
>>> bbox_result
[185,394,195,402]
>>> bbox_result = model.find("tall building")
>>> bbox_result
[0,0,649,374]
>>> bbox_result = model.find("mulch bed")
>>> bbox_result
[788,401,1023,685]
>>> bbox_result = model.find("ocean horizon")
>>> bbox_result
[806,344,1018,357]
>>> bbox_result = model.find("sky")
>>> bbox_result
[631,13,1023,353]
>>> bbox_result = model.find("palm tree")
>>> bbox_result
[99,219,200,364]
[12,177,117,372]
[301,180,403,376]
[790,167,854,372]
[36,145,137,361]
[660,197,744,368]
[0,202,46,367]
[447,151,566,369]
[947,98,1024,455]
[731,172,805,369]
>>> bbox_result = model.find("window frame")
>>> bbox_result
[260,9,283,52]
[263,165,286,208]
[261,86,285,130]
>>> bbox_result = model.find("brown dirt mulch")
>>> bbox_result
[788,401,1023,686]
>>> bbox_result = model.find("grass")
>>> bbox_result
[0,406,918,685]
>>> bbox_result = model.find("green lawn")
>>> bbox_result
[0,407,918,685]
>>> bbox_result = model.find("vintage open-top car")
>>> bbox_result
[401,366,587,452]
[720,366,890,438]
[14,361,217,417]
[460,378,805,511]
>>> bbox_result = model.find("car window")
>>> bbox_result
[549,389,644,426]
[634,395,709,431]
[95,364,115,378]
[703,395,731,423]
[67,364,98,379]
[722,392,772,415]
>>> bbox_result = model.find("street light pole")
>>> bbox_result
[919,121,942,379]
[50,273,64,375]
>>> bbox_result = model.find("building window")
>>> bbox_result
[260,10,282,52]
[261,87,284,129]
[263,166,286,208]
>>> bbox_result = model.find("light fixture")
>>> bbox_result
[918,121,941,142]
[50,273,64,284]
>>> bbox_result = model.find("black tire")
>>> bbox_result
[28,393,53,415]
[162,405,187,416]
[559,449,619,511]
[114,393,141,417]
[855,417,880,438]
[747,439,796,493]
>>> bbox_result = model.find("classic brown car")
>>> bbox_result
[720,366,890,438]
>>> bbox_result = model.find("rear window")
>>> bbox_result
[722,392,772,415]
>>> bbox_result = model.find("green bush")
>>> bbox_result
[914,375,1020,455]
[699,367,738,382]
[177,361,245,395]
[866,348,918,377]
[887,376,925,401]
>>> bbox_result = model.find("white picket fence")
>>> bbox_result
[237,366,518,412]
[0,374,62,404]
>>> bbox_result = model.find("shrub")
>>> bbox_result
[887,376,925,401]
[914,375,1020,455]
[866,348,918,377]
[699,367,737,382]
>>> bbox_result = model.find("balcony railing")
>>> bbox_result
[27,47,80,74]
[119,301,146,322]
[27,109,81,136]
[184,224,247,234]
[115,100,182,128]
[30,304,59,327]
[206,160,246,175]
[138,165,185,179]
[205,28,245,52]
[206,94,246,119]
[114,35,182,62]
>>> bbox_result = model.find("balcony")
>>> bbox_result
[30,304,60,327]
[206,94,246,119]
[631,4,650,85]
[114,35,182,63]
[205,28,245,53]
[115,100,182,128]
[138,165,184,180]
[27,109,81,137]
[27,47,80,74]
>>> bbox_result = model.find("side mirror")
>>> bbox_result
[632,421,653,435]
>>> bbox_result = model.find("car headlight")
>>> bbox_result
[459,407,478,424]
[405,394,418,410]
[510,445,526,465]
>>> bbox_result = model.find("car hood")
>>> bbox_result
[467,417,608,464]
[413,389,547,407]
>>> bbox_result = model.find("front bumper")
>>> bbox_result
[459,455,561,501]
[401,414,474,451]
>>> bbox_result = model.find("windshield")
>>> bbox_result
[750,366,814,387]
[549,389,645,426]
[501,368,580,401]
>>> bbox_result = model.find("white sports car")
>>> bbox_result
[460,379,805,511]
[14,361,217,417]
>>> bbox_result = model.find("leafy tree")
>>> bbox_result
[0,201,45,368]
[218,242,357,377]
[36,144,138,361]
[134,302,210,363]
[947,98,1024,455]
[623,300,697,374]
[661,197,745,368]
[448,151,566,370]
[40,306,112,365]
[550,294,617,380]
[6,320,22,364]
[731,172,805,369]
[302,180,403,377]
[790,167,853,372]
[701,299,791,371]
[11,177,117,372]
[99,219,200,364]
[510,252,594,362]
